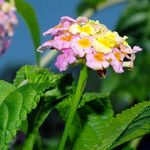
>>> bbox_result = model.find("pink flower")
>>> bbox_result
[55,49,76,71]
[61,16,76,24]
[120,45,142,54]
[76,17,88,24]
[106,48,125,73]
[43,16,76,36]
[37,40,55,52]
[70,37,92,57]
[86,52,109,70]
[119,45,142,62]
[38,33,74,52]
[133,46,142,53]
[52,33,73,50]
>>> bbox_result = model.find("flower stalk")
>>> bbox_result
[58,65,88,150]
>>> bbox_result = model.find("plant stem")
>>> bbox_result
[58,65,88,150]
[23,127,38,150]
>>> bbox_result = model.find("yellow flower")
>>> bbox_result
[113,32,128,45]
[80,24,95,36]
[78,38,91,48]
[123,41,129,46]
[69,22,95,36]
[93,39,112,54]
[89,20,108,34]
[69,20,109,36]
[93,31,117,54]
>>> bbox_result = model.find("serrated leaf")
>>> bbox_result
[13,65,63,87]
[74,101,150,150]
[12,66,73,149]
[0,63,75,150]
[74,114,111,150]
[15,0,41,63]
[0,80,51,149]
[0,80,16,105]
[0,90,22,150]
[111,105,150,148]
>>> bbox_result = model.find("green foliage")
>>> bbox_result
[0,65,71,149]
[15,0,41,64]
[13,66,74,150]
[0,81,50,149]
[78,92,113,117]
[0,65,150,149]
[74,101,150,150]
[13,65,63,86]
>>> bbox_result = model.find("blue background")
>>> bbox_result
[0,0,127,77]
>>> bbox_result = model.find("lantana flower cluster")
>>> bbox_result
[0,0,17,55]
[38,16,142,73]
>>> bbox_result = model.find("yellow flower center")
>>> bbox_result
[78,38,91,48]
[94,52,104,62]
[114,52,121,61]
[80,24,94,35]
[61,35,72,41]
[123,41,128,46]
[97,32,116,48]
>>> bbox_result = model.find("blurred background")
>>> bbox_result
[0,0,150,149]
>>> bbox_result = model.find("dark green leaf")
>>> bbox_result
[74,101,150,150]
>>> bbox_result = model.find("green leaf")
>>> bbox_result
[15,0,41,64]
[0,65,68,149]
[0,90,22,150]
[78,92,113,117]
[13,65,63,87]
[74,101,150,150]
[0,80,16,106]
[0,81,50,149]
[111,106,150,148]
[13,66,73,150]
